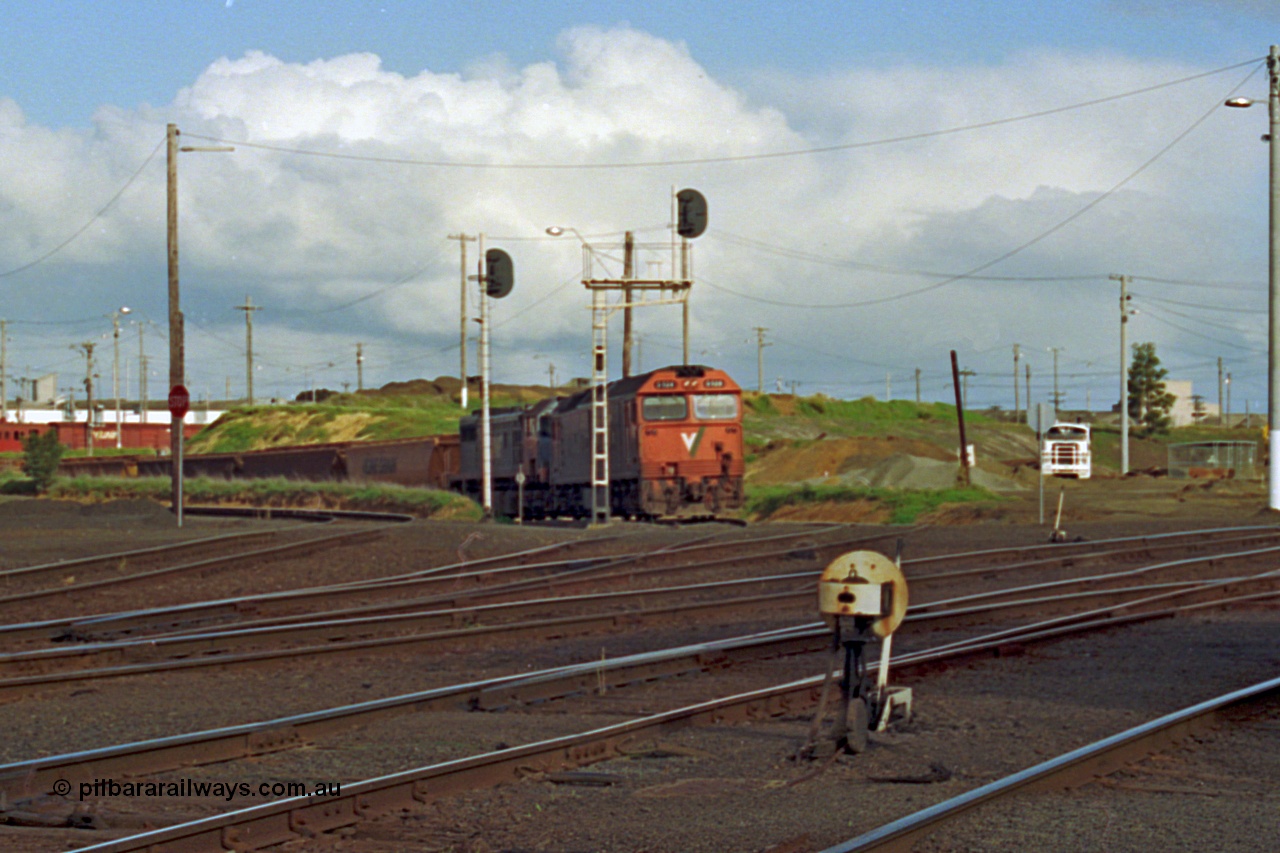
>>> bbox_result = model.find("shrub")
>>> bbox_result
[21,430,65,494]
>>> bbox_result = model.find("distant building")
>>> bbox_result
[1166,380,1218,427]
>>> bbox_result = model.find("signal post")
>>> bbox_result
[572,189,707,525]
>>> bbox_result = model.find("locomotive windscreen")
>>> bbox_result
[642,395,688,421]
[692,394,738,420]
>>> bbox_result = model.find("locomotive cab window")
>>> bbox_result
[692,394,738,420]
[642,395,688,421]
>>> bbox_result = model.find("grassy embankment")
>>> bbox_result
[9,383,1258,522]
[745,482,996,524]
[0,471,479,519]
[187,384,543,454]
[740,393,1004,521]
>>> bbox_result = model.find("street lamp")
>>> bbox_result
[110,307,131,449]
[1224,45,1279,510]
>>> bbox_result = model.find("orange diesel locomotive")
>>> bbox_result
[458,365,745,520]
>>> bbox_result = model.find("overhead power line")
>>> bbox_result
[180,58,1262,171]
[0,138,165,279]
[697,62,1261,311]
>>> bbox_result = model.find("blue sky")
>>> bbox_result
[1,1,1278,413]
[4,2,1271,129]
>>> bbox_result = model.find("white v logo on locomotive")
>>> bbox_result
[681,432,697,453]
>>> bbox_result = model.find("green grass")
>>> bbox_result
[743,393,994,443]
[43,476,481,519]
[187,390,546,454]
[745,482,998,524]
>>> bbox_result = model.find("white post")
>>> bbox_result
[478,233,492,520]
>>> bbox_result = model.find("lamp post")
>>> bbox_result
[1225,45,1280,510]
[1111,275,1134,475]
[110,307,131,449]
[167,123,233,527]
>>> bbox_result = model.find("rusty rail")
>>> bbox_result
[818,674,1280,853]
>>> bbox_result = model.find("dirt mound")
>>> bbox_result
[849,454,1025,493]
[749,436,952,485]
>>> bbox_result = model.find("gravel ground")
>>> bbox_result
[0,497,1275,852]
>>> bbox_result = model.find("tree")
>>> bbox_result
[21,430,65,494]
[1127,342,1174,434]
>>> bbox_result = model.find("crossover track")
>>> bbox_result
[5,555,1277,832]
[1,532,1277,693]
[62,574,1280,853]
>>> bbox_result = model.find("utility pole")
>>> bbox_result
[958,367,975,409]
[1012,344,1021,424]
[111,308,130,448]
[1047,347,1064,409]
[548,362,556,392]
[623,231,635,378]
[752,326,770,393]
[1025,363,1032,418]
[447,233,476,409]
[167,123,183,520]
[886,372,892,401]
[168,123,232,526]
[951,351,971,487]
[915,368,921,404]
[1218,356,1225,426]
[75,342,96,456]
[356,343,364,392]
[1227,373,1233,426]
[478,233,492,520]
[234,295,262,404]
[139,322,148,426]
[1112,274,1132,475]
[0,319,6,422]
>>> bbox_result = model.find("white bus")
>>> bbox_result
[1041,422,1092,479]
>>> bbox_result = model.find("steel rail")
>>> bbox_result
[909,539,1280,614]
[0,587,819,693]
[0,562,1257,682]
[906,529,1280,582]
[903,524,1280,568]
[53,525,888,643]
[31,523,1272,648]
[64,596,1280,853]
[0,571,816,676]
[182,506,416,524]
[817,674,1280,853]
[0,526,299,582]
[0,523,401,614]
[52,535,1280,675]
[67,524,1280,648]
[0,530,635,645]
[4,541,1277,691]
[4,571,1277,810]
[0,625,825,800]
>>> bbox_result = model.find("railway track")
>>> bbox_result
[2,539,1276,836]
[820,675,1280,853]
[52,573,1280,853]
[1,520,1277,852]
[1,528,1276,692]
[9,522,1275,655]
[0,522,880,647]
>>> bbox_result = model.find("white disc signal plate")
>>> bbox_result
[818,550,909,638]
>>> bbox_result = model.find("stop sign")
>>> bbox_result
[168,384,190,419]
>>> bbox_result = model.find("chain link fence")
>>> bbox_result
[1167,441,1258,479]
